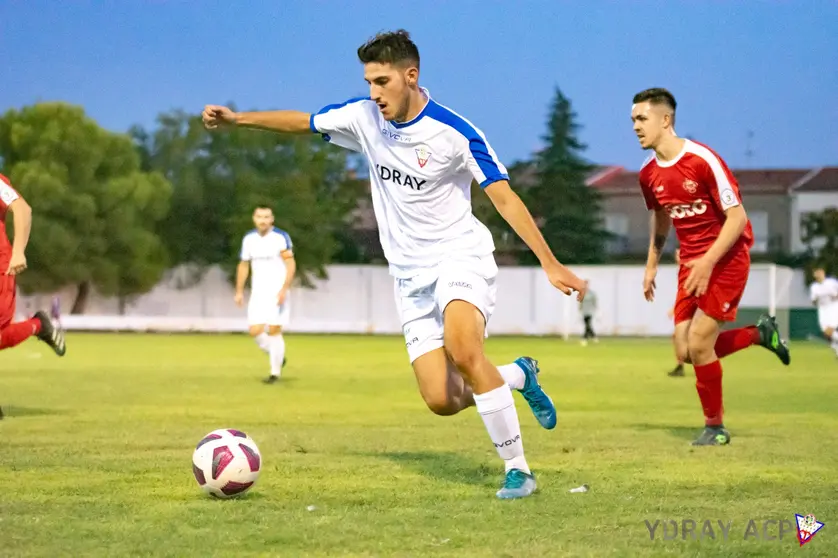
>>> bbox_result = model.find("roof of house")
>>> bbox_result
[585,165,835,195]
[792,167,838,192]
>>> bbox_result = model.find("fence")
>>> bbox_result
[15,263,803,339]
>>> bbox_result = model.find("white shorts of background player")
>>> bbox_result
[394,255,497,364]
[248,291,291,327]
[818,304,838,332]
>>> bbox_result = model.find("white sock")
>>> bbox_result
[473,385,530,473]
[255,333,270,354]
[269,334,285,377]
[497,362,526,390]
[830,331,838,343]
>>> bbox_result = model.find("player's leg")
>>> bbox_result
[0,276,64,355]
[263,300,289,383]
[668,321,690,376]
[398,273,540,416]
[686,310,730,446]
[442,298,537,499]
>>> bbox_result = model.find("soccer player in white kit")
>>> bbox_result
[235,205,296,383]
[809,266,838,356]
[203,29,587,499]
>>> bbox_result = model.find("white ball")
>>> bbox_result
[192,428,262,498]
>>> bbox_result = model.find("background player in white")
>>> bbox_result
[203,29,586,499]
[809,266,838,357]
[236,205,296,383]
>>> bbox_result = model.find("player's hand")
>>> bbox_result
[202,105,237,129]
[545,263,587,302]
[667,307,675,319]
[234,291,244,307]
[5,251,27,275]
[643,265,657,301]
[683,255,715,297]
[278,288,288,305]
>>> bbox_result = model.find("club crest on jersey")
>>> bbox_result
[415,145,432,168]
[683,179,698,194]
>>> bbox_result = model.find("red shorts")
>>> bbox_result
[674,249,750,324]
[0,272,15,329]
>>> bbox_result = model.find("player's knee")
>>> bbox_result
[444,341,483,376]
[267,325,282,336]
[248,326,264,337]
[687,332,714,363]
[824,327,834,338]
[422,392,460,416]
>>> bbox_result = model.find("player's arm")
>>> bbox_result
[700,205,748,265]
[484,180,585,295]
[280,250,296,293]
[646,208,671,268]
[8,196,32,258]
[698,155,749,266]
[202,105,311,134]
[235,236,251,305]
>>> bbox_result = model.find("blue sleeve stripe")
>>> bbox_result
[309,113,318,133]
[310,96,369,140]
[273,227,293,249]
[424,101,508,187]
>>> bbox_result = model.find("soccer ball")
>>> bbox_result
[192,428,262,498]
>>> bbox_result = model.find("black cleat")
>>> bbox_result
[0,406,4,420]
[262,375,279,384]
[34,311,66,357]
[691,426,731,446]
[756,314,790,365]
[668,364,685,377]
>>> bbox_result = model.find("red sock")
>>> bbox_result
[714,326,760,359]
[0,318,41,350]
[694,360,724,426]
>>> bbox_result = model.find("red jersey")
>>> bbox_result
[0,173,21,267]
[638,139,753,264]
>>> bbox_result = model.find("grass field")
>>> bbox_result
[0,333,836,557]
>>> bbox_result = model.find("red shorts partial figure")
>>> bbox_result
[0,173,66,364]
[631,88,790,446]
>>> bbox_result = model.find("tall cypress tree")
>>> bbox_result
[519,87,609,264]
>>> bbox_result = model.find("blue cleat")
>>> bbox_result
[515,356,557,430]
[496,468,537,499]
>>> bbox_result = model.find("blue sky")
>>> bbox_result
[2,1,836,171]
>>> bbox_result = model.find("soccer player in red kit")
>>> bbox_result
[631,88,790,446]
[0,174,66,361]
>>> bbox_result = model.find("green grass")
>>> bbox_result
[0,333,836,557]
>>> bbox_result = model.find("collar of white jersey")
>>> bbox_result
[391,87,432,129]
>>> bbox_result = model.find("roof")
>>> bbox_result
[792,167,838,193]
[586,165,823,195]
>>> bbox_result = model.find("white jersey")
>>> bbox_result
[811,278,838,309]
[310,88,507,278]
[240,228,293,295]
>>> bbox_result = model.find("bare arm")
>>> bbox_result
[281,253,296,291]
[701,205,748,264]
[646,208,671,268]
[8,197,32,256]
[234,111,312,134]
[202,104,312,134]
[484,180,561,268]
[236,261,250,294]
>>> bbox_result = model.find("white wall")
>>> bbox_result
[16,263,805,337]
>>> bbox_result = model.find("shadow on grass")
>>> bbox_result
[0,406,65,419]
[631,423,699,442]
[374,451,494,486]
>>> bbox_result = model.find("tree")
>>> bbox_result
[0,102,172,313]
[801,208,838,278]
[516,87,609,264]
[132,108,366,287]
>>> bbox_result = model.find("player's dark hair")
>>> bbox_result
[633,88,677,112]
[253,204,274,213]
[357,29,420,69]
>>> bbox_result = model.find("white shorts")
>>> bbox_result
[247,292,290,327]
[818,305,838,331]
[394,255,498,363]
